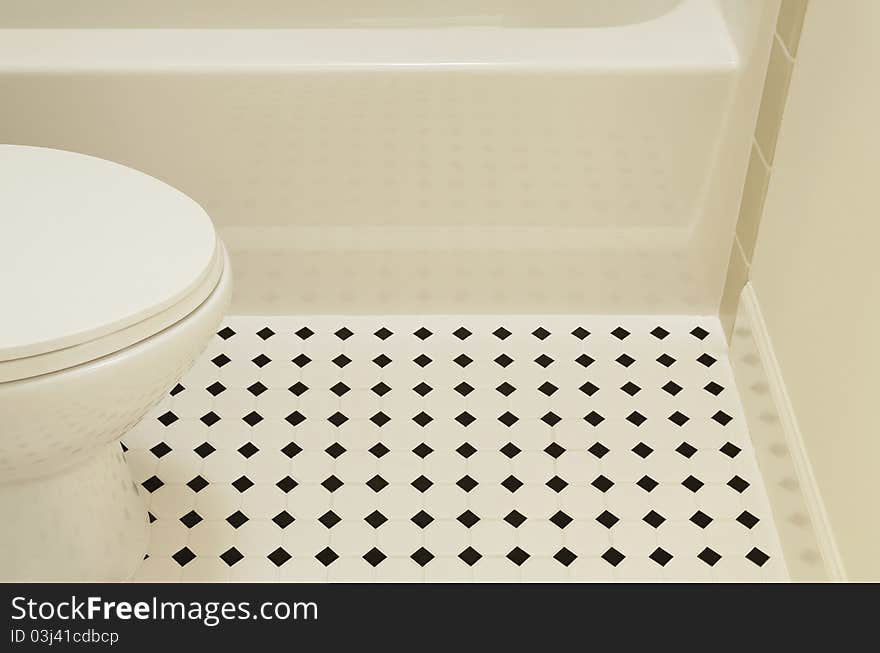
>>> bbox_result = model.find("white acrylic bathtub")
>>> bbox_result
[0,0,778,314]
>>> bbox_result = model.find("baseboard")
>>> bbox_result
[737,284,846,581]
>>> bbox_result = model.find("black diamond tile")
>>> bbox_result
[541,411,562,427]
[330,382,350,397]
[148,512,156,523]
[414,327,432,340]
[365,510,388,528]
[656,353,676,367]
[232,476,254,493]
[501,475,523,492]
[238,442,259,458]
[363,548,387,567]
[575,353,596,368]
[293,326,312,340]
[592,475,614,492]
[267,547,292,567]
[456,411,476,427]
[690,511,713,529]
[315,548,338,566]
[411,548,435,567]
[366,475,388,492]
[546,475,568,493]
[650,547,673,567]
[643,510,666,528]
[588,442,610,458]
[662,381,683,396]
[371,411,391,427]
[180,510,202,528]
[186,475,208,493]
[413,443,434,458]
[277,476,298,493]
[627,411,647,427]
[411,510,434,528]
[246,381,267,397]
[158,411,179,426]
[211,353,231,368]
[194,442,216,458]
[292,353,311,367]
[616,353,635,367]
[728,476,750,493]
[371,381,391,397]
[241,411,262,427]
[332,354,352,368]
[142,476,164,493]
[612,326,630,340]
[454,381,475,396]
[413,411,433,427]
[580,381,600,396]
[676,442,697,458]
[288,381,309,396]
[550,510,573,529]
[682,475,704,492]
[602,548,625,567]
[457,510,480,528]
[454,354,473,368]
[373,354,392,368]
[206,381,227,396]
[532,327,551,340]
[691,326,710,340]
[537,381,558,396]
[259,326,277,340]
[325,442,346,459]
[704,381,725,396]
[318,510,341,529]
[621,381,641,396]
[411,475,433,492]
[568,326,591,342]
[498,411,519,427]
[494,353,514,367]
[500,442,521,458]
[320,475,344,492]
[554,547,577,567]
[374,327,393,340]
[459,547,482,566]
[172,547,196,567]
[651,326,670,340]
[669,411,690,426]
[507,547,530,566]
[281,441,303,458]
[456,475,478,492]
[698,547,721,566]
[737,511,760,529]
[328,412,349,427]
[496,381,516,396]
[369,442,390,458]
[637,475,659,492]
[150,442,171,458]
[504,510,527,527]
[534,354,554,368]
[493,327,512,340]
[596,510,619,528]
[456,442,476,458]
[414,354,432,367]
[220,547,244,567]
[217,326,236,340]
[697,353,717,367]
[335,327,353,340]
[584,411,605,426]
[226,511,249,529]
[413,382,433,397]
[746,547,770,567]
[720,442,742,458]
[632,442,653,458]
[453,326,472,340]
[170,383,185,396]
[252,354,271,368]
[544,442,566,459]
[713,411,733,426]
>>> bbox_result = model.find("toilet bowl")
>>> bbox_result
[0,145,232,582]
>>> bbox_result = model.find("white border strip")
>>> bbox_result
[740,283,846,581]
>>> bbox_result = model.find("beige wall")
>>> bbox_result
[749,0,880,580]
[720,0,808,336]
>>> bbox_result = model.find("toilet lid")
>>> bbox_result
[0,145,219,362]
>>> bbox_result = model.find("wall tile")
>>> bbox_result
[777,0,809,57]
[755,38,794,164]
[719,239,749,340]
[735,144,771,261]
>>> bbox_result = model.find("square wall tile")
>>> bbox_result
[735,144,771,261]
[719,240,749,341]
[777,0,809,57]
[755,38,794,164]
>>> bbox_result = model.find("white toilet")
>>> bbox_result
[0,145,232,581]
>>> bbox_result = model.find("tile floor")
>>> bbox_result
[125,316,787,582]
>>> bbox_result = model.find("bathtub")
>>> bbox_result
[0,0,778,314]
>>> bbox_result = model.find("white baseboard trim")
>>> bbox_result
[739,284,847,581]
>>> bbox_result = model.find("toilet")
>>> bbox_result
[0,145,232,582]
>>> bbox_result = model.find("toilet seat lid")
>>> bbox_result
[0,145,218,362]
